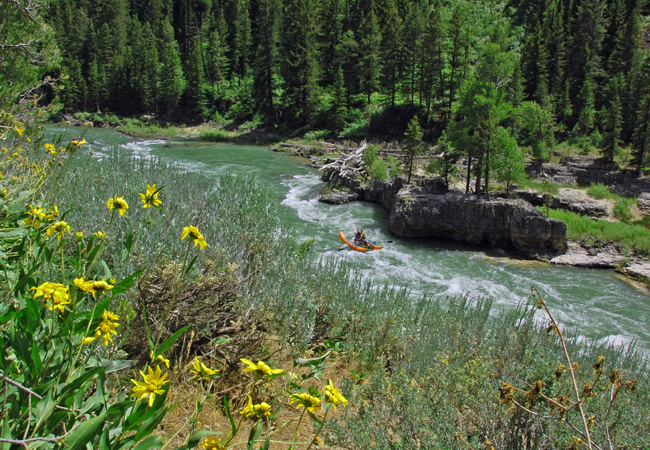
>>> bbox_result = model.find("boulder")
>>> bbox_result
[387,188,567,256]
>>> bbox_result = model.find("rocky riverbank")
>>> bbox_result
[275,141,650,287]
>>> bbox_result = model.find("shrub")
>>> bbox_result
[587,183,612,199]
[368,158,388,181]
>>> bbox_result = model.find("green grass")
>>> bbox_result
[546,207,650,254]
[587,182,612,199]
[198,129,239,142]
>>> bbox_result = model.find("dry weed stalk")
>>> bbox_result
[499,287,638,450]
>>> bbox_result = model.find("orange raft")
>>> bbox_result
[339,231,383,252]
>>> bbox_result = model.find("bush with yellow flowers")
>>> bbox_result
[0,120,208,449]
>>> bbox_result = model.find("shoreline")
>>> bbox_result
[273,140,650,291]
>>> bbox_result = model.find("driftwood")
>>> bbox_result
[319,141,367,178]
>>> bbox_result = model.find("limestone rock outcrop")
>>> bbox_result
[385,187,567,255]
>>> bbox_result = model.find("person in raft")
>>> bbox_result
[354,230,369,247]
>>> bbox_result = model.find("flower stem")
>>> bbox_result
[289,408,306,450]
[305,407,329,450]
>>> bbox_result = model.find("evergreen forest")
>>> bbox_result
[13,1,644,172]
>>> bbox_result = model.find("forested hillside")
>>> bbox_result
[21,1,650,171]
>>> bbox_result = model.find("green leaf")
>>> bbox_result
[142,300,154,352]
[224,395,237,437]
[134,406,168,441]
[111,268,144,296]
[154,325,190,357]
[246,421,263,450]
[184,254,199,276]
[125,232,134,253]
[101,359,135,373]
[1,414,12,450]
[101,260,112,280]
[63,413,107,450]
[132,434,164,449]
[307,410,322,428]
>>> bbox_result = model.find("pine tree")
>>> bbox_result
[601,76,623,163]
[182,37,207,122]
[158,18,185,118]
[319,0,345,86]
[404,116,425,184]
[631,91,650,170]
[140,23,160,114]
[251,0,280,124]
[421,1,445,116]
[280,0,320,125]
[330,67,348,132]
[204,7,230,84]
[358,10,381,104]
[445,3,470,121]
[401,1,425,104]
[379,0,403,107]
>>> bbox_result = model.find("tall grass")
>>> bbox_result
[546,208,650,253]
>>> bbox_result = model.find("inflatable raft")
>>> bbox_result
[339,231,383,252]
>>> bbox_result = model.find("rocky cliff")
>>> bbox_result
[386,187,567,255]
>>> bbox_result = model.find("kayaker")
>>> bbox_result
[354,230,369,247]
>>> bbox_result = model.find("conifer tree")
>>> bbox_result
[330,67,348,132]
[205,7,230,85]
[319,0,345,86]
[404,116,425,184]
[358,10,381,104]
[445,3,470,121]
[421,1,445,116]
[251,0,280,124]
[401,1,425,104]
[158,18,185,118]
[379,0,403,107]
[280,0,320,125]
[182,37,207,122]
[631,91,650,170]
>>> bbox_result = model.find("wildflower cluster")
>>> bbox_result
[193,356,348,450]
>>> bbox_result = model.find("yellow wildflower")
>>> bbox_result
[131,365,170,407]
[240,395,271,418]
[201,435,226,450]
[290,392,321,413]
[32,282,70,313]
[106,195,129,216]
[95,310,120,346]
[74,277,114,298]
[0,188,8,198]
[322,379,348,409]
[140,183,163,208]
[240,358,284,378]
[14,126,24,136]
[46,221,70,242]
[81,336,96,345]
[24,204,45,228]
[95,230,106,240]
[151,352,170,368]
[181,225,207,250]
[44,143,57,155]
[70,137,86,147]
[46,205,59,219]
[190,357,219,381]
[75,231,84,240]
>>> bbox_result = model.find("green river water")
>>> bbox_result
[48,126,650,356]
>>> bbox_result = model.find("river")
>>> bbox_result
[47,126,650,355]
